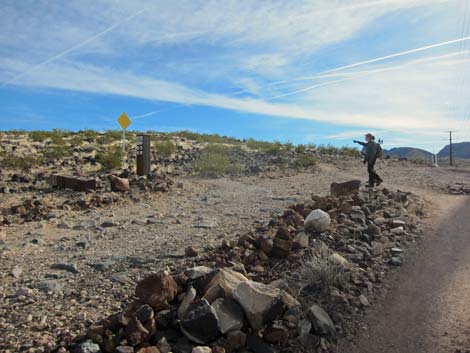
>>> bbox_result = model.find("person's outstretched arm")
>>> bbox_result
[353,140,367,147]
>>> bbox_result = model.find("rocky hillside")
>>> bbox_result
[384,147,432,160]
[438,142,470,159]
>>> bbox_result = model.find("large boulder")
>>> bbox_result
[135,271,178,310]
[307,304,336,336]
[211,298,244,334]
[203,268,248,303]
[233,280,284,331]
[304,209,331,233]
[180,299,221,344]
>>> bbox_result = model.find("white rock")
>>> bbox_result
[304,209,331,233]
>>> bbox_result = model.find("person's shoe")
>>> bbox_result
[376,179,383,186]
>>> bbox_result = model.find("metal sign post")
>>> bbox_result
[137,134,151,176]
[117,112,131,167]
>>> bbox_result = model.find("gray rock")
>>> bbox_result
[51,262,79,274]
[33,280,64,294]
[112,272,130,284]
[184,266,214,280]
[292,232,309,248]
[370,242,383,257]
[178,286,197,319]
[11,265,22,278]
[180,299,221,344]
[233,280,284,330]
[74,340,101,353]
[211,298,244,334]
[304,209,331,233]
[307,304,336,336]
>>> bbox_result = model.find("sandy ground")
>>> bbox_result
[337,193,470,353]
[1,158,470,352]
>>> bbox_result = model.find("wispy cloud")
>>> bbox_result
[0,0,466,149]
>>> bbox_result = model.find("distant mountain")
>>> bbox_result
[384,147,432,160]
[438,142,470,159]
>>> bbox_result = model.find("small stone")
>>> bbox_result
[292,232,309,249]
[192,347,212,353]
[307,304,336,336]
[178,286,197,319]
[156,337,171,353]
[51,262,79,274]
[185,246,199,257]
[225,330,246,351]
[110,175,130,192]
[136,347,160,353]
[115,347,134,353]
[391,226,404,235]
[74,340,101,353]
[11,265,22,278]
[263,323,289,345]
[358,294,370,307]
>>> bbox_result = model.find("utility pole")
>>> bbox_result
[448,131,455,166]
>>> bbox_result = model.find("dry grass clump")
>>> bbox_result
[300,243,348,289]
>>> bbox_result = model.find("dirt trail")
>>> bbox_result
[338,195,470,353]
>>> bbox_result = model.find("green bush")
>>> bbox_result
[42,145,72,160]
[0,152,42,169]
[69,135,83,146]
[246,139,284,155]
[154,140,176,157]
[98,130,123,144]
[340,146,361,158]
[295,144,306,154]
[172,130,241,145]
[29,131,50,142]
[194,144,241,176]
[294,154,318,168]
[96,146,122,171]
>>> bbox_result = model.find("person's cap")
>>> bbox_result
[365,133,374,139]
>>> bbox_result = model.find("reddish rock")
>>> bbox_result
[135,271,179,310]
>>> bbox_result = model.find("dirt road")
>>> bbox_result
[338,195,470,353]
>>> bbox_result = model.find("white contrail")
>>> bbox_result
[1,8,146,87]
[269,51,467,99]
[266,37,470,100]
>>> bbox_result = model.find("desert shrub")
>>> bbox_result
[96,146,123,171]
[0,152,42,169]
[295,144,306,154]
[173,130,240,145]
[42,145,72,160]
[50,129,66,145]
[154,140,176,157]
[301,243,348,289]
[284,141,294,150]
[317,144,340,155]
[246,139,284,155]
[69,135,83,146]
[80,130,98,142]
[28,129,67,144]
[194,144,241,176]
[29,131,50,142]
[294,154,318,168]
[340,147,361,158]
[98,130,123,144]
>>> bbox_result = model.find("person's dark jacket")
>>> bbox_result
[355,141,379,163]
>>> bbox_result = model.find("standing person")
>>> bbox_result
[353,133,383,187]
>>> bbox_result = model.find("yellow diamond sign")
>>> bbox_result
[117,112,131,129]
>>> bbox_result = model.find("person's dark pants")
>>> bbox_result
[367,159,382,186]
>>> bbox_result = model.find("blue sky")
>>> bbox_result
[1,0,470,150]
